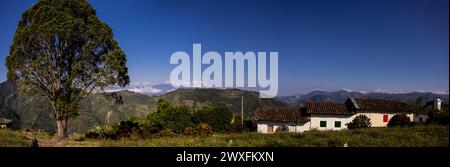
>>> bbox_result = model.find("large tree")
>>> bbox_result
[6,0,129,138]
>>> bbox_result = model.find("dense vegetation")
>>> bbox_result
[85,99,236,139]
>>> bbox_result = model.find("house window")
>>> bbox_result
[335,121,341,128]
[383,115,389,122]
[267,125,273,133]
[320,121,327,127]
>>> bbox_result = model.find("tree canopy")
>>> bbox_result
[6,0,129,138]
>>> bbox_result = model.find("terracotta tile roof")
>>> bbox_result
[253,107,309,122]
[353,98,416,113]
[306,102,353,115]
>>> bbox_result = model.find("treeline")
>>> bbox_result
[85,99,255,139]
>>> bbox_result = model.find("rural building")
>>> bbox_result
[306,102,354,130]
[0,118,12,129]
[345,98,415,127]
[414,98,447,122]
[253,107,310,133]
[254,97,424,133]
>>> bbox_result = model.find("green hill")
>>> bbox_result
[0,81,285,133]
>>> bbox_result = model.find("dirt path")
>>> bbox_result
[25,132,66,147]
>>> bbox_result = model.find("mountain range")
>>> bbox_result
[277,89,448,106]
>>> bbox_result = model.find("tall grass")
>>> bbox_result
[0,129,29,147]
[98,125,449,147]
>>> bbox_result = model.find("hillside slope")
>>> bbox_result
[0,82,286,133]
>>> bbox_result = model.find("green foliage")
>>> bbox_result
[347,115,371,129]
[387,114,411,127]
[115,120,142,139]
[85,124,118,139]
[140,99,193,134]
[192,103,232,132]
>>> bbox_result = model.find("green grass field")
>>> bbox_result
[1,125,448,147]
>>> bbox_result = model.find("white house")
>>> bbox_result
[306,102,354,131]
[345,98,416,127]
[253,97,420,133]
[253,107,310,133]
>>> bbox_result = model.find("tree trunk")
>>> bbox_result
[56,118,68,139]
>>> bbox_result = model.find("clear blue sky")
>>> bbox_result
[0,0,448,95]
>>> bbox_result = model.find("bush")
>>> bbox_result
[85,125,118,139]
[347,115,371,129]
[192,104,232,132]
[196,123,213,136]
[230,116,244,133]
[243,120,257,132]
[183,127,197,137]
[140,99,193,134]
[115,120,142,139]
[428,110,449,125]
[388,114,411,127]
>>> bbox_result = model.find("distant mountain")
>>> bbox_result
[0,81,285,133]
[106,82,175,96]
[277,89,449,106]
[161,88,286,119]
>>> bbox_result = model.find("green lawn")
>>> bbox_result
[1,125,448,147]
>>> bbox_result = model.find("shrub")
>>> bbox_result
[347,115,371,129]
[85,125,118,139]
[155,99,194,133]
[196,123,213,136]
[428,110,449,125]
[230,116,244,133]
[115,120,142,139]
[183,127,197,137]
[192,104,232,132]
[243,120,257,132]
[388,114,411,127]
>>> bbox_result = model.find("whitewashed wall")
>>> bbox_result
[257,121,310,133]
[414,114,429,122]
[310,115,352,131]
[354,112,414,127]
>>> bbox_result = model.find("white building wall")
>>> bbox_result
[414,114,429,122]
[310,115,352,131]
[354,112,414,127]
[257,121,310,133]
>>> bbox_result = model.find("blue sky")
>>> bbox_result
[0,0,448,96]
